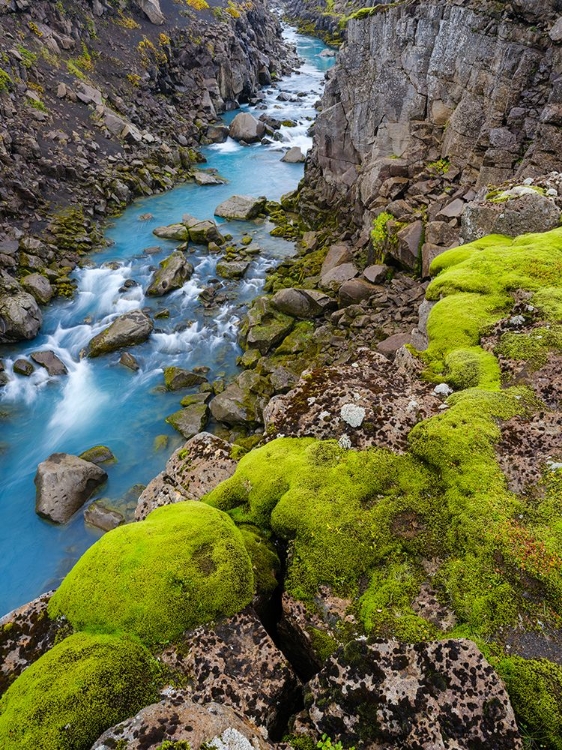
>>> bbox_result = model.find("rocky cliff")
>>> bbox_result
[0,0,292,334]
[300,0,562,240]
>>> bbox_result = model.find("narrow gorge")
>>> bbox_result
[3,0,562,748]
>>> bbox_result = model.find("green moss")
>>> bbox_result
[424,228,562,386]
[239,524,280,597]
[48,502,254,645]
[306,626,338,662]
[495,656,562,750]
[370,211,394,264]
[0,632,159,749]
[496,325,562,371]
[0,68,12,91]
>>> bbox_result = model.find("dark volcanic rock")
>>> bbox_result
[294,639,522,749]
[35,453,107,524]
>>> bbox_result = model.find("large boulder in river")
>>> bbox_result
[30,350,67,376]
[215,195,267,221]
[228,112,266,143]
[152,223,189,241]
[0,281,42,344]
[281,146,305,163]
[88,310,153,357]
[146,251,194,296]
[183,214,225,245]
[35,453,107,524]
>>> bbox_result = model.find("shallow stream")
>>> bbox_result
[0,29,335,616]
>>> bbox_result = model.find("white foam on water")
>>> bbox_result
[151,322,202,355]
[208,138,242,154]
[47,358,110,440]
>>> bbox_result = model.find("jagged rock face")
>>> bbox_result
[295,638,523,749]
[303,0,562,231]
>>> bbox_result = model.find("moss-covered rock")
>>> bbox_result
[48,502,254,645]
[0,632,159,749]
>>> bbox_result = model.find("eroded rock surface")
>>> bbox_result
[35,453,107,524]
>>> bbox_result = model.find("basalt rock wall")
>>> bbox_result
[300,0,562,233]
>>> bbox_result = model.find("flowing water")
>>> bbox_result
[0,29,335,616]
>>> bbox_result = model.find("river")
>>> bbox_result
[0,28,335,616]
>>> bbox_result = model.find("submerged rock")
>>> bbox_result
[146,250,194,296]
[294,639,522,749]
[135,432,237,520]
[163,366,207,390]
[78,445,115,465]
[92,700,272,750]
[229,112,266,143]
[30,351,67,376]
[88,310,153,357]
[35,453,107,524]
[119,351,140,371]
[84,501,124,532]
[215,195,267,221]
[166,402,209,439]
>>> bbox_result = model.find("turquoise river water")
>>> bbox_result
[0,29,335,616]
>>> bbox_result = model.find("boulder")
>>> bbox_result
[216,260,250,279]
[338,278,378,306]
[320,243,353,276]
[421,242,447,278]
[163,366,207,390]
[183,214,225,245]
[158,610,301,735]
[119,352,140,371]
[281,146,305,163]
[320,262,358,290]
[295,639,522,749]
[84,501,124,532]
[210,370,272,425]
[363,263,388,284]
[390,220,423,269]
[13,359,34,376]
[78,445,115,465]
[35,453,107,524]
[228,112,266,143]
[30,351,67,376]
[0,592,68,697]
[166,402,209,439]
[92,700,272,750]
[461,190,561,242]
[194,171,224,186]
[152,223,189,241]
[88,310,153,357]
[377,332,412,357]
[146,251,194,296]
[135,432,237,520]
[206,124,230,143]
[20,273,53,305]
[239,297,294,355]
[135,0,165,24]
[272,288,325,318]
[214,195,267,221]
[0,287,42,344]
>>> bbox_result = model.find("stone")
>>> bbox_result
[377,332,412,357]
[272,288,324,318]
[76,82,103,106]
[35,453,107,524]
[338,278,378,306]
[229,112,266,143]
[20,273,53,305]
[214,195,267,221]
[206,124,230,143]
[13,358,34,376]
[0,287,42,344]
[146,251,194,296]
[119,352,139,371]
[239,297,294,355]
[183,214,225,245]
[281,146,305,163]
[78,445,115,465]
[425,221,459,247]
[363,264,388,284]
[194,171,224,186]
[92,701,272,750]
[84,501,124,532]
[158,610,300,735]
[421,242,447,278]
[437,197,465,219]
[391,220,423,269]
[320,243,353,276]
[30,351,67,376]
[135,0,165,24]
[166,402,208,439]
[135,432,237,520]
[320,262,359,290]
[88,310,153,357]
[152,223,189,241]
[210,370,272,425]
[0,592,68,697]
[163,366,207,390]
[216,260,250,279]
[461,191,561,242]
[550,17,562,42]
[295,639,522,749]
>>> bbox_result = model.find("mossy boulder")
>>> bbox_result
[78,445,115,465]
[88,310,153,357]
[0,632,159,750]
[48,502,254,644]
[146,251,194,297]
[239,296,294,355]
